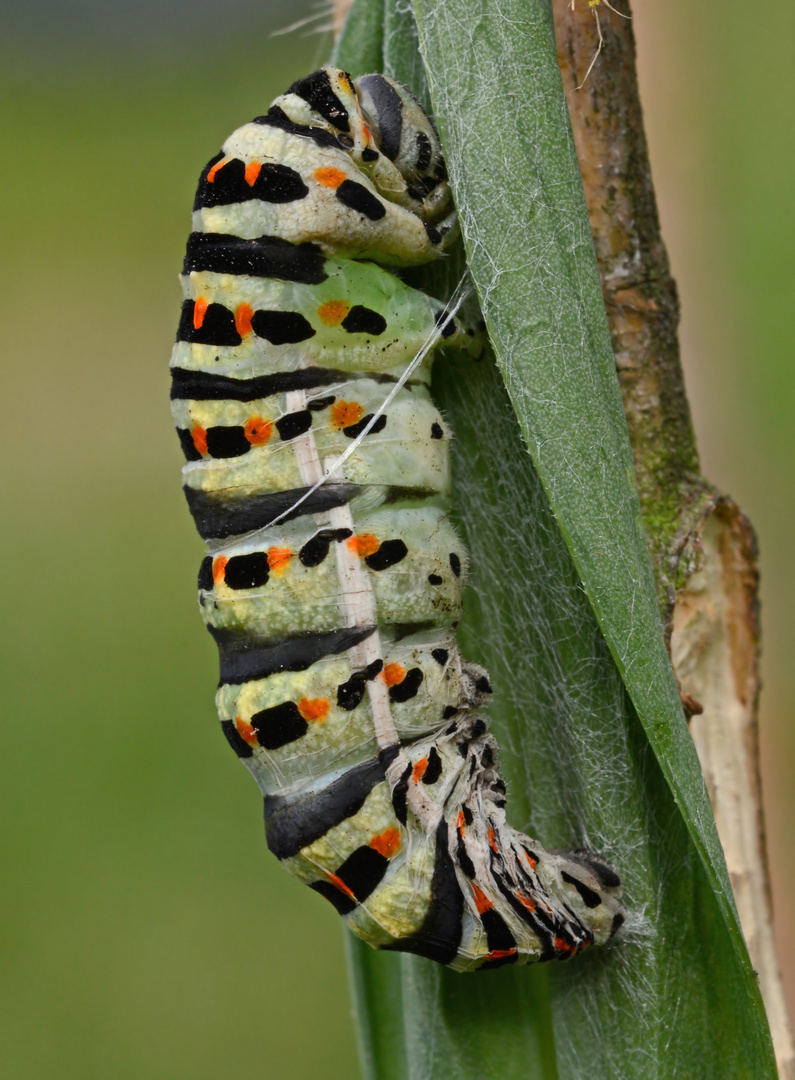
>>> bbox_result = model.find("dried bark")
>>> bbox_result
[553,3,793,1074]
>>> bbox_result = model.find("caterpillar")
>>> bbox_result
[170,66,624,971]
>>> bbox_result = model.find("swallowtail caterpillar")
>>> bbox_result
[171,67,624,970]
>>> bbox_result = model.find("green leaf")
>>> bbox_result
[331,0,383,74]
[344,937,407,1080]
[334,0,777,1076]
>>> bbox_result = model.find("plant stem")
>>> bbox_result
[553,3,794,1073]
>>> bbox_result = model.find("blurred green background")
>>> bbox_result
[0,1,791,1078]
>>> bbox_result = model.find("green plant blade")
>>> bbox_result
[437,354,763,1078]
[345,937,407,1080]
[334,0,777,1075]
[347,933,558,1080]
[331,0,383,73]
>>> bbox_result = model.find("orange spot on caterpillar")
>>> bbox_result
[297,697,329,722]
[347,533,379,558]
[471,883,493,915]
[362,123,372,142]
[523,850,537,870]
[235,302,254,337]
[244,161,262,186]
[191,424,208,455]
[370,826,401,859]
[554,936,573,954]
[330,400,364,428]
[486,949,516,961]
[317,300,350,326]
[206,158,228,183]
[234,716,258,746]
[267,546,292,575]
[412,757,428,783]
[193,297,208,329]
[326,872,356,901]
[456,810,466,835]
[244,417,273,446]
[212,555,228,584]
[488,827,498,854]
[382,663,406,687]
[313,166,347,188]
[515,893,535,913]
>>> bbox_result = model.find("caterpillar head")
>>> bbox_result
[353,74,446,188]
[276,66,446,186]
[353,73,452,224]
[275,67,452,225]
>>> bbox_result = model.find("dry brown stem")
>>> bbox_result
[554,3,793,1074]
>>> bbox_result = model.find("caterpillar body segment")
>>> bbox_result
[171,66,624,969]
